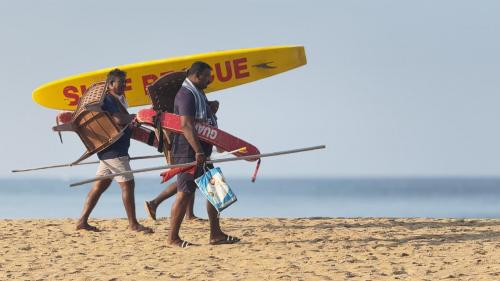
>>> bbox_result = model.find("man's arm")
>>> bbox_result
[180,115,206,165]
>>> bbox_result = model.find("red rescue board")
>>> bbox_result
[56,110,260,160]
[136,109,260,160]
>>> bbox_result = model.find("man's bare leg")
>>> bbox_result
[207,199,223,239]
[207,200,240,244]
[185,194,202,220]
[145,182,177,220]
[76,178,112,231]
[118,180,153,233]
[146,182,201,220]
[167,192,193,245]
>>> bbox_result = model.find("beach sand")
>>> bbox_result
[1,217,499,280]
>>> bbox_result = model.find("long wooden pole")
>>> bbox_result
[69,145,326,187]
[11,154,164,173]
[11,147,248,173]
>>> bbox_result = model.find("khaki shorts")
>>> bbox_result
[96,156,134,183]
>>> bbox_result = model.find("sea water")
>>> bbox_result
[0,177,499,219]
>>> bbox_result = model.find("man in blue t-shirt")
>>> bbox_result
[166,61,239,247]
[75,69,152,233]
[144,100,220,221]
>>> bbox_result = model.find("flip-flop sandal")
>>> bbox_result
[186,217,207,222]
[210,235,240,245]
[171,240,197,248]
[144,201,157,221]
[87,225,100,232]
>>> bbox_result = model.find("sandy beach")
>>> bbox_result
[0,217,499,280]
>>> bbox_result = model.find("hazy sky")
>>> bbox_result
[1,1,500,179]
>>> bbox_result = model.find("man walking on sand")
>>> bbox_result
[75,69,152,234]
[167,61,239,247]
[144,100,221,222]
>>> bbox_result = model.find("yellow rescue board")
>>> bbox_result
[33,46,306,110]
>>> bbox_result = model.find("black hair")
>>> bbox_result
[107,68,126,83]
[187,61,212,77]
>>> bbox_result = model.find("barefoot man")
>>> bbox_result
[166,61,239,247]
[75,69,152,233]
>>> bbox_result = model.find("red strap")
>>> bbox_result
[251,159,261,183]
[160,165,196,183]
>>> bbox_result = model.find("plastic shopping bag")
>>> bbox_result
[195,166,237,212]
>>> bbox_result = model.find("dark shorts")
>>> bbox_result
[173,157,213,193]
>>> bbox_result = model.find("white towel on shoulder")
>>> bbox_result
[182,78,209,122]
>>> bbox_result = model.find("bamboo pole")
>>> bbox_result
[11,154,164,173]
[11,147,248,173]
[69,145,326,187]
